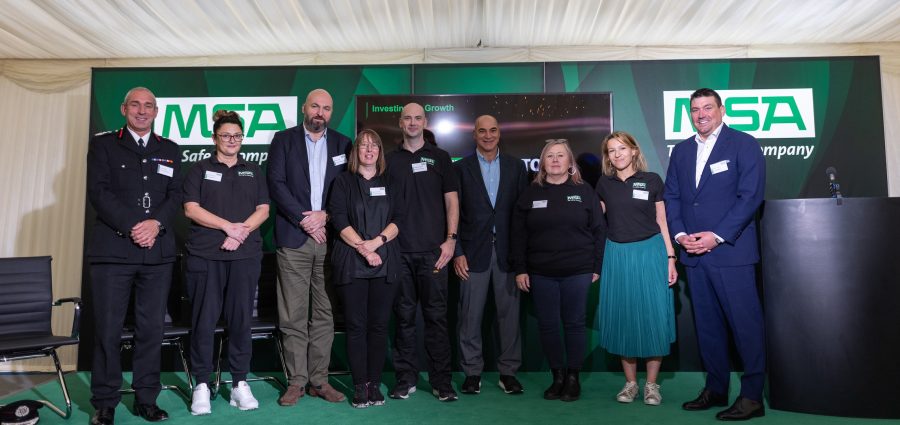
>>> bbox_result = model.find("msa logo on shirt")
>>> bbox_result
[567,195,582,203]
[155,96,298,145]
[419,157,436,166]
[237,171,255,177]
[662,89,815,139]
[632,182,646,189]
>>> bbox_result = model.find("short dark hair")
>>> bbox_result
[690,88,722,107]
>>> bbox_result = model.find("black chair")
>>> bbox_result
[119,255,192,400]
[0,256,81,418]
[211,253,288,397]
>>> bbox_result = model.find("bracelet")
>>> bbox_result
[667,255,677,260]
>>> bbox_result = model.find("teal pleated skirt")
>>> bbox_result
[598,233,676,358]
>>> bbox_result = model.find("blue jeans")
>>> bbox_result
[529,273,593,370]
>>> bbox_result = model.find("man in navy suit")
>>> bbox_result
[453,115,528,395]
[664,88,766,420]
[86,87,181,425]
[267,88,351,406]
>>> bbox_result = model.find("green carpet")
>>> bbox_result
[2,372,895,425]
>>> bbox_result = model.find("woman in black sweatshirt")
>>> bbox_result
[510,139,606,402]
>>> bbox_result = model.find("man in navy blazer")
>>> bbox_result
[453,115,529,395]
[664,88,766,420]
[267,88,352,406]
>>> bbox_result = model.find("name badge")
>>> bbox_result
[532,200,548,209]
[632,189,649,201]
[710,160,730,175]
[204,170,222,182]
[157,164,173,177]
[332,154,347,166]
[370,187,386,197]
[412,162,428,173]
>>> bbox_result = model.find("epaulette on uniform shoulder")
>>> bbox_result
[94,130,114,137]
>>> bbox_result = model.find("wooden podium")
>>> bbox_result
[760,197,900,418]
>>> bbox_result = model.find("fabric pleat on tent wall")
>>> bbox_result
[1,41,899,372]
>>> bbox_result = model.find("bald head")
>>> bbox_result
[399,102,427,143]
[302,88,333,134]
[473,114,500,158]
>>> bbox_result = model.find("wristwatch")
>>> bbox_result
[447,233,457,240]
[378,234,388,243]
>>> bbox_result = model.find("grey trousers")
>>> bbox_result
[457,249,522,376]
[276,239,334,387]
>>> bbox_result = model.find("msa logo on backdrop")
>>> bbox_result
[663,89,816,160]
[154,97,298,165]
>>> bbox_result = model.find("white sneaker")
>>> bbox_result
[191,383,212,415]
[229,381,259,410]
[644,382,662,406]
[616,381,639,403]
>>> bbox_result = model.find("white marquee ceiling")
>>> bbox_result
[1,0,899,60]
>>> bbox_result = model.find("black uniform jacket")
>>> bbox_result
[86,127,182,264]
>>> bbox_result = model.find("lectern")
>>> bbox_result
[761,197,900,418]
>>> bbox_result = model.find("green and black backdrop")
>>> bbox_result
[80,57,886,372]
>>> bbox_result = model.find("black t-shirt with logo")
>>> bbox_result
[183,156,270,260]
[385,143,458,253]
[594,171,664,243]
[510,178,606,277]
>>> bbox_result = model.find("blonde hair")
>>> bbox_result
[600,131,648,176]
[349,129,386,176]
[534,139,582,186]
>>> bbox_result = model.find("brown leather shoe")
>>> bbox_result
[278,384,305,406]
[309,381,347,402]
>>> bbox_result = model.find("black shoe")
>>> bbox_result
[367,382,385,406]
[559,369,581,402]
[543,368,566,400]
[499,375,524,394]
[461,375,481,394]
[683,388,729,411]
[133,403,169,422]
[389,382,416,399]
[91,407,115,425]
[716,397,765,421]
[351,383,369,408]
[432,384,459,402]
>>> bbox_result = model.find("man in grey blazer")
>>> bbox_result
[453,115,529,395]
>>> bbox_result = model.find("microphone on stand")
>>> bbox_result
[826,166,842,204]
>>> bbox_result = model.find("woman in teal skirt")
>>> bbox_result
[595,131,677,406]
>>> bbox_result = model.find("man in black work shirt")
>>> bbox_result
[86,87,181,425]
[385,102,460,402]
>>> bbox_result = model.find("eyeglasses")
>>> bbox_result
[217,133,244,142]
[358,143,380,151]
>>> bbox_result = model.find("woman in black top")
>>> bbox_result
[595,131,677,406]
[510,139,606,402]
[183,110,269,414]
[328,129,403,408]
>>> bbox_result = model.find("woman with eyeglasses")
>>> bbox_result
[328,129,404,408]
[510,139,606,402]
[182,110,269,415]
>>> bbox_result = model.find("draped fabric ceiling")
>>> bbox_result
[1,0,899,370]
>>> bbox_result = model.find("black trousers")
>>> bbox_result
[338,277,397,385]
[392,251,452,387]
[185,255,261,385]
[90,262,172,408]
